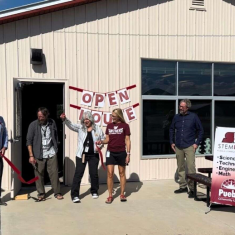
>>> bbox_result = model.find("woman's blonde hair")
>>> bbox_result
[112,108,126,123]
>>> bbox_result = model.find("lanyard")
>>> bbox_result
[41,125,48,137]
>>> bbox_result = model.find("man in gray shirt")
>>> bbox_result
[26,107,63,201]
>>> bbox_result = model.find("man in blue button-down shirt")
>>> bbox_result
[0,116,8,206]
[169,99,204,198]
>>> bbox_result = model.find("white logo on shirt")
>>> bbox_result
[108,128,123,135]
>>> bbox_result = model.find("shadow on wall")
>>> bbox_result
[1,0,173,44]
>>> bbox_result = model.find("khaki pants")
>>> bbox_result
[176,145,196,191]
[34,155,60,196]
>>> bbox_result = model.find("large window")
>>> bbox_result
[215,101,235,128]
[142,59,235,158]
[178,62,212,96]
[143,100,175,155]
[214,64,235,96]
[142,60,176,95]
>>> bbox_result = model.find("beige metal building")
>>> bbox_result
[1,0,234,198]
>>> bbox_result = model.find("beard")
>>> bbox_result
[38,119,47,125]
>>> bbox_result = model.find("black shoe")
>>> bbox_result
[174,188,188,194]
[0,199,7,206]
[188,190,194,198]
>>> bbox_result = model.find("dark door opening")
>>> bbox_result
[21,82,64,187]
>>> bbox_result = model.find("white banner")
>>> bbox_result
[92,111,103,126]
[102,112,112,127]
[94,93,105,108]
[117,88,130,104]
[80,90,94,107]
[107,92,118,107]
[123,107,137,123]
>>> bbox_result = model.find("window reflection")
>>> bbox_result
[215,101,235,128]
[187,100,212,154]
[142,60,176,95]
[214,64,235,96]
[178,62,212,96]
[143,100,175,155]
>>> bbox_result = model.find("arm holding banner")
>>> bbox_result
[95,126,105,150]
[99,135,109,145]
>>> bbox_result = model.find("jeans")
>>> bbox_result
[71,154,99,199]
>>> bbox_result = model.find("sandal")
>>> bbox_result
[55,194,64,200]
[105,196,113,204]
[37,194,46,202]
[120,195,127,202]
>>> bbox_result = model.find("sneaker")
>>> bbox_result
[174,188,188,194]
[92,193,99,199]
[188,190,194,198]
[72,197,80,203]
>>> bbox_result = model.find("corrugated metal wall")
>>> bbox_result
[0,0,234,189]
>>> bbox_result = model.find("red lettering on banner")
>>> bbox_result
[119,90,129,102]
[82,93,92,103]
[79,108,89,120]
[108,93,118,106]
[93,113,101,123]
[79,110,85,120]
[95,94,104,106]
[103,113,112,125]
[125,108,135,121]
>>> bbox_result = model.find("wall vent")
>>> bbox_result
[190,0,206,11]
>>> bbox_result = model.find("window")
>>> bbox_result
[178,62,212,96]
[188,100,212,154]
[142,59,235,158]
[214,64,235,96]
[143,100,175,155]
[142,60,176,95]
[215,101,235,129]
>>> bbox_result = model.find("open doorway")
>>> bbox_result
[21,82,64,187]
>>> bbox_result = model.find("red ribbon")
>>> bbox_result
[0,153,39,184]
[95,143,106,170]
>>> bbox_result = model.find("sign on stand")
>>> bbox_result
[211,127,235,206]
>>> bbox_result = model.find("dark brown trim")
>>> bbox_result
[0,0,100,25]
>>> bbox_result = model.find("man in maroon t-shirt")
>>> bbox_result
[98,108,131,204]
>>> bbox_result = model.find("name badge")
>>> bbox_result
[106,150,110,158]
[85,146,89,153]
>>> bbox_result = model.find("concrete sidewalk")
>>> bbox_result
[1,180,235,235]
